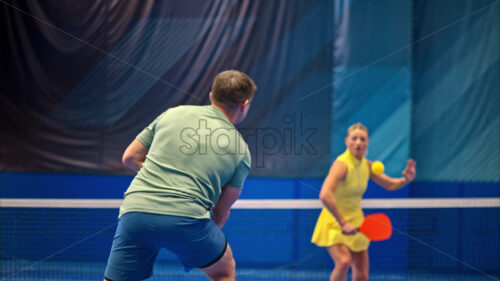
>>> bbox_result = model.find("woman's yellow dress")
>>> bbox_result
[311,149,371,252]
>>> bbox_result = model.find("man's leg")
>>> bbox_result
[103,213,159,281]
[200,244,236,281]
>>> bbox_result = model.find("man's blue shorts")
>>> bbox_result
[104,212,227,281]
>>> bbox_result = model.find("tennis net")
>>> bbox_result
[1,198,499,280]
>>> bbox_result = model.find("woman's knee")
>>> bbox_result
[335,255,352,270]
[351,250,369,281]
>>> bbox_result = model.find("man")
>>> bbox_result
[104,70,256,281]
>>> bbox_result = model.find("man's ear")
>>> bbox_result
[240,99,250,112]
[209,92,213,102]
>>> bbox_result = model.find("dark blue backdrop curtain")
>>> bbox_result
[1,0,499,181]
[1,0,333,177]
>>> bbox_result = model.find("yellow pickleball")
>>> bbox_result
[371,161,384,175]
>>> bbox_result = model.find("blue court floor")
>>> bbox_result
[1,261,499,281]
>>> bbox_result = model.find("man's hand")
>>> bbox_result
[211,185,242,228]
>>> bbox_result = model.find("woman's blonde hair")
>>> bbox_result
[346,123,368,137]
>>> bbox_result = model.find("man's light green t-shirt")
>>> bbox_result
[119,105,251,219]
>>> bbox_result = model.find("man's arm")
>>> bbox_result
[122,139,148,172]
[211,184,242,228]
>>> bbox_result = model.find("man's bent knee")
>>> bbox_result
[201,245,236,281]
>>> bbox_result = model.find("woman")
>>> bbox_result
[311,123,416,281]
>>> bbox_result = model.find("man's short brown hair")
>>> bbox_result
[212,70,257,109]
